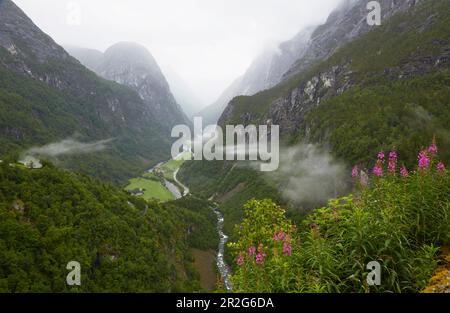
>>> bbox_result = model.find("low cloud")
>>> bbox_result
[260,144,349,207]
[23,138,113,158]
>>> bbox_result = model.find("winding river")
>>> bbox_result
[213,207,233,292]
[154,161,232,290]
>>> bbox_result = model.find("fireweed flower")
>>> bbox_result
[373,161,383,177]
[389,151,398,160]
[273,231,286,241]
[255,252,266,265]
[400,166,409,177]
[428,143,438,156]
[236,255,244,266]
[388,160,396,174]
[437,162,446,172]
[248,246,256,256]
[418,150,430,170]
[351,165,359,178]
[282,242,292,256]
[388,151,397,174]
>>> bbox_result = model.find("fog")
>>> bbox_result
[13,0,341,107]
[242,143,349,206]
[23,138,112,158]
[272,144,348,207]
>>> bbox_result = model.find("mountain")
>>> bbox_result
[64,45,197,118]
[218,0,450,164]
[198,75,243,125]
[199,26,314,125]
[204,0,426,126]
[239,26,316,96]
[283,0,422,79]
[159,65,205,119]
[66,42,190,128]
[0,0,175,183]
[63,45,103,72]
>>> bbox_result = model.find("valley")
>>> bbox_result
[124,152,233,291]
[0,0,449,294]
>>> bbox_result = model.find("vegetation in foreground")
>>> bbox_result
[228,142,449,292]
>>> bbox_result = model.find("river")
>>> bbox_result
[213,207,233,291]
[150,161,232,291]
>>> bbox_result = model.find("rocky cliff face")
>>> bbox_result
[97,42,190,128]
[67,42,190,129]
[283,0,422,79]
[218,0,449,141]
[241,26,316,95]
[0,1,155,134]
[204,0,420,125]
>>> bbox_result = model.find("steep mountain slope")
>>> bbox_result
[66,44,193,124]
[95,42,190,128]
[198,26,314,125]
[0,0,173,183]
[63,45,103,72]
[204,0,423,126]
[283,0,422,79]
[199,75,244,125]
[239,26,315,96]
[160,65,205,119]
[219,0,450,165]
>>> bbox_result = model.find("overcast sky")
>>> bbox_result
[13,0,341,106]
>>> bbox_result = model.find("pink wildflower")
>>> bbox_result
[273,231,286,241]
[428,143,438,156]
[248,246,256,256]
[400,166,409,177]
[282,242,292,256]
[373,161,383,177]
[377,151,385,162]
[255,252,266,265]
[437,162,446,172]
[352,166,359,178]
[418,150,430,170]
[388,151,397,174]
[389,151,398,160]
[236,255,244,266]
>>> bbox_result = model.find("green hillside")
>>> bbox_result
[0,160,217,292]
[221,0,450,167]
[0,47,172,184]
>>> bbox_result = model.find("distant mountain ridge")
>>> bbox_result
[201,0,424,125]
[66,42,190,128]
[218,0,450,164]
[199,26,315,125]
[66,44,201,121]
[0,0,175,182]
[283,0,423,79]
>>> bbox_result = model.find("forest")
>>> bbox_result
[0,159,217,292]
